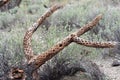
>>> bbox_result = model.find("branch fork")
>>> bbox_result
[9,4,118,80]
[24,4,117,72]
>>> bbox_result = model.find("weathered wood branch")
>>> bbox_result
[29,14,116,70]
[31,35,73,69]
[0,0,10,7]
[73,37,117,48]
[9,4,118,80]
[23,4,63,61]
[73,14,102,37]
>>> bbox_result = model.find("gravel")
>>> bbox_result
[94,58,120,80]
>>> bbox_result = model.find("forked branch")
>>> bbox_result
[7,4,118,80]
[8,4,119,80]
[26,9,117,70]
[23,4,63,61]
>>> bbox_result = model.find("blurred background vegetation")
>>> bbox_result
[0,0,120,79]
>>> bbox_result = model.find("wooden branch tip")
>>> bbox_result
[94,14,102,22]
[35,4,64,31]
[73,14,102,37]
[50,4,64,11]
[73,37,117,48]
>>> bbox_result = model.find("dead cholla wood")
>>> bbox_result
[73,37,116,48]
[29,14,103,69]
[23,4,63,61]
[73,14,103,36]
[0,0,10,7]
[9,4,117,80]
[14,4,64,80]
[31,14,116,70]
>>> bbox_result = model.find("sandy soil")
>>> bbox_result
[94,58,120,80]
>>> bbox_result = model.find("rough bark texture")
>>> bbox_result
[23,4,63,61]
[31,14,116,70]
[73,37,116,48]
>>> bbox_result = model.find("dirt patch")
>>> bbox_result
[94,58,120,80]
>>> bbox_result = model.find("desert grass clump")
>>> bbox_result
[0,0,21,12]
[0,12,16,30]
[100,0,120,6]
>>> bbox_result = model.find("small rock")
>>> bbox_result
[112,60,120,67]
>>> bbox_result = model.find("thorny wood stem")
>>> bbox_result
[32,35,73,69]
[30,14,116,70]
[73,37,117,48]
[23,4,117,71]
[73,14,102,37]
[23,4,63,61]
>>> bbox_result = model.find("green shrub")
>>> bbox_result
[0,0,120,67]
[0,12,16,30]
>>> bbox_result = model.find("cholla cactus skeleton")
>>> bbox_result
[9,4,117,80]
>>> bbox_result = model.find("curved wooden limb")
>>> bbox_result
[73,14,102,37]
[23,31,34,61]
[0,0,10,7]
[23,4,63,61]
[72,36,117,48]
